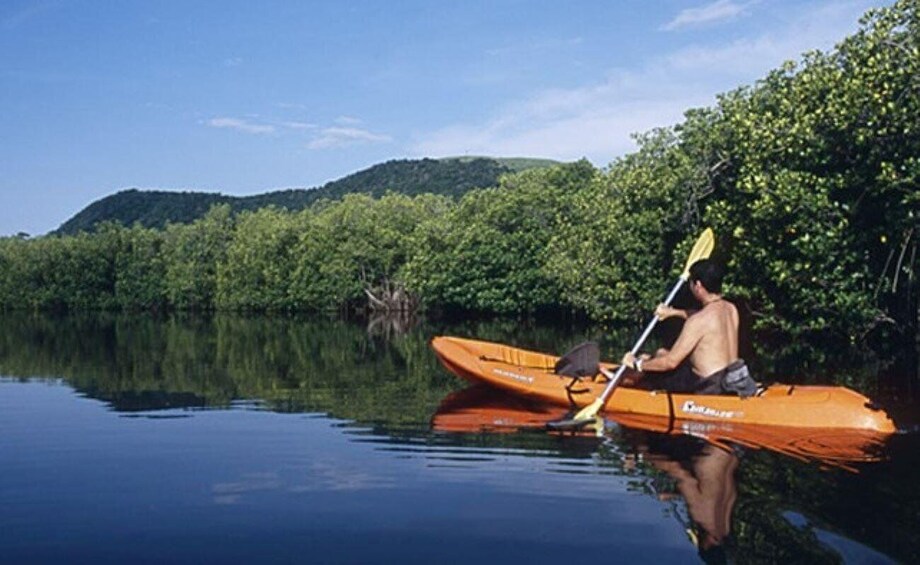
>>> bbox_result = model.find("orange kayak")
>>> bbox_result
[431,336,897,433]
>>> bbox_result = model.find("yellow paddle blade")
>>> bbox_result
[680,228,715,279]
[572,398,604,422]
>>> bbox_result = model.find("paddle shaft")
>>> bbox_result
[598,275,689,405]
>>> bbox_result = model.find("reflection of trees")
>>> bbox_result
[0,312,456,422]
[0,313,591,425]
[0,313,595,421]
[366,310,418,339]
[730,441,918,563]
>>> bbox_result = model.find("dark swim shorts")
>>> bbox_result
[639,360,757,398]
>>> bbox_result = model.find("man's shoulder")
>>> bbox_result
[688,301,730,326]
[683,309,711,332]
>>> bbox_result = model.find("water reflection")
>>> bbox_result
[431,385,898,563]
[431,386,889,470]
[630,439,737,563]
[366,310,418,338]
[0,312,912,563]
[0,311,459,420]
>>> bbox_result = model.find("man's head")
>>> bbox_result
[689,259,724,294]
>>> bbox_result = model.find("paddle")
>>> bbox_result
[548,228,715,430]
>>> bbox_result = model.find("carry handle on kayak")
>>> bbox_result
[548,228,714,429]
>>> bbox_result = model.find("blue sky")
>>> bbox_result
[0,0,888,235]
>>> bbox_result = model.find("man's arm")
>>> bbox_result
[656,304,697,320]
[625,317,704,372]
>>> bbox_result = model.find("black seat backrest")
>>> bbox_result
[554,341,600,378]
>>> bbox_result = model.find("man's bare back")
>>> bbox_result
[625,297,739,378]
[676,299,740,377]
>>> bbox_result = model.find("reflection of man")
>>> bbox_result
[622,259,756,396]
[647,442,738,563]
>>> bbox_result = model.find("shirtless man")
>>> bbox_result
[622,259,756,396]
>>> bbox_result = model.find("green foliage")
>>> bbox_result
[549,0,918,338]
[306,157,523,201]
[162,205,234,310]
[217,207,305,311]
[56,189,230,235]
[114,224,167,311]
[289,193,452,311]
[0,229,118,311]
[404,161,596,313]
[691,0,920,337]
[545,130,701,323]
[442,156,562,172]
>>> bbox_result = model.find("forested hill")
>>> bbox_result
[56,157,559,235]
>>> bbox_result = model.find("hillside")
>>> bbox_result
[55,157,559,235]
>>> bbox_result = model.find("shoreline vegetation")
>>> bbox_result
[1,2,917,345]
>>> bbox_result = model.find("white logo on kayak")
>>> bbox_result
[492,368,533,384]
[681,400,741,419]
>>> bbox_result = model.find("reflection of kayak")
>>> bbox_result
[432,385,571,433]
[431,386,889,471]
[431,336,897,433]
[613,413,888,471]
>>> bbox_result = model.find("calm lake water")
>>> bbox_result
[1,312,917,564]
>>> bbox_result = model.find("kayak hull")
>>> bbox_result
[431,336,897,433]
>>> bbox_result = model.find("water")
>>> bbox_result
[0,312,917,563]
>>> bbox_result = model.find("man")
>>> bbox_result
[622,259,756,397]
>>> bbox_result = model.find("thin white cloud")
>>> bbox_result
[335,116,364,126]
[207,117,275,134]
[282,121,317,130]
[308,127,392,149]
[289,461,394,492]
[411,1,874,166]
[665,1,871,73]
[413,73,708,162]
[205,115,380,144]
[662,0,749,31]
[223,57,244,67]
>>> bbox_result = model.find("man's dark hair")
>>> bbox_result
[689,259,724,293]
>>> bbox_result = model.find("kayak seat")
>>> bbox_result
[554,341,601,380]
[554,341,608,396]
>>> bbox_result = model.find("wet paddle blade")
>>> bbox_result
[545,408,604,433]
[545,399,605,430]
[573,398,605,422]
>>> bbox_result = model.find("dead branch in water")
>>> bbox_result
[364,277,419,313]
